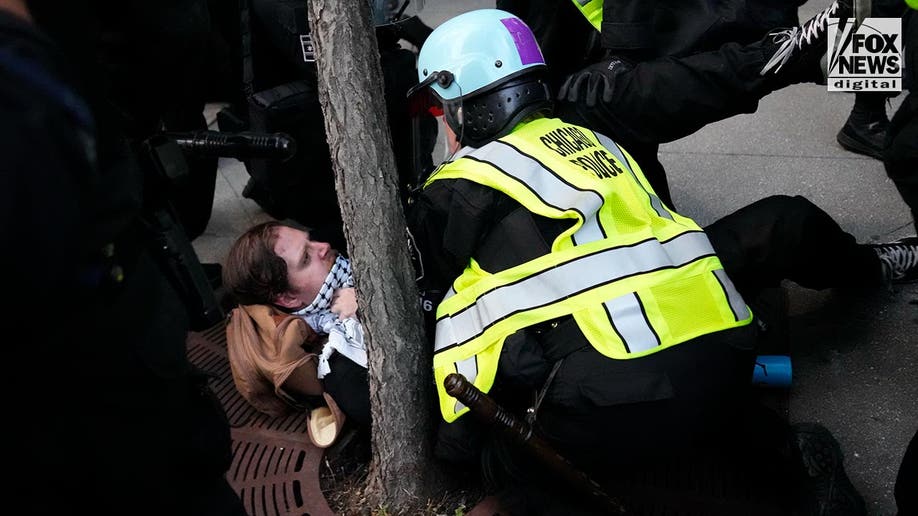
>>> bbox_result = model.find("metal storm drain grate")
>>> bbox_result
[187,322,334,516]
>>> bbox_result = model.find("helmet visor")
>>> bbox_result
[407,77,465,187]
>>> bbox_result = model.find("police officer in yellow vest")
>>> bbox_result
[406,8,915,503]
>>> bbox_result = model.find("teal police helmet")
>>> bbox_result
[408,9,552,147]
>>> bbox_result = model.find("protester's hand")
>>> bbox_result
[557,57,633,108]
[330,287,358,320]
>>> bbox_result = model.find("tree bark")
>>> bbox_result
[306,0,437,510]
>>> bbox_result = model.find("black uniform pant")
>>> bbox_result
[883,10,918,233]
[885,94,918,233]
[706,195,885,294]
[537,195,884,471]
[323,352,371,429]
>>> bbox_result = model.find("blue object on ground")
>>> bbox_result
[752,355,793,388]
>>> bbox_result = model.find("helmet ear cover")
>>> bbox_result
[443,71,553,148]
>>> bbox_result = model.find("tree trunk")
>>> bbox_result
[306,0,437,510]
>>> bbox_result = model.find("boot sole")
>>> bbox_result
[791,423,867,516]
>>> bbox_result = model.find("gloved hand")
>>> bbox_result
[557,57,633,108]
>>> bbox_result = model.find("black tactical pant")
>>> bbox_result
[883,10,918,233]
[885,94,918,233]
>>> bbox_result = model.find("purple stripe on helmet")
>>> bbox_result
[500,18,543,66]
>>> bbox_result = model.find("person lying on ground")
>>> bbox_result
[223,220,371,433]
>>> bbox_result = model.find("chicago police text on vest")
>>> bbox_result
[540,126,625,179]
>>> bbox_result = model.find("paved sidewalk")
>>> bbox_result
[663,80,917,514]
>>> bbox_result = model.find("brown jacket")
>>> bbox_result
[226,304,321,416]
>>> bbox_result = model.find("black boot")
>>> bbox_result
[837,104,890,160]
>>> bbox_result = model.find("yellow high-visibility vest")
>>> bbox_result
[427,118,753,422]
[571,0,603,32]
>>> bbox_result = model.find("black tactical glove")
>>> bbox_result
[557,56,633,108]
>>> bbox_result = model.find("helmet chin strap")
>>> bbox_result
[444,81,466,157]
[455,95,465,151]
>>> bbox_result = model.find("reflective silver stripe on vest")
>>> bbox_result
[469,141,606,245]
[603,292,660,353]
[434,231,715,352]
[713,269,751,321]
[453,356,478,413]
[451,145,477,161]
[435,145,477,174]
[593,132,674,221]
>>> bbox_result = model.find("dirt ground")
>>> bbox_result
[319,430,486,515]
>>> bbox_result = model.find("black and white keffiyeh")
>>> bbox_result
[293,255,367,378]
[302,254,353,313]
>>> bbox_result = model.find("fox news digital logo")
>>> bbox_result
[827,17,902,92]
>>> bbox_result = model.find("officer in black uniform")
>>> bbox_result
[241,0,432,237]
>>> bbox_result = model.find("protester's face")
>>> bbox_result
[272,226,337,308]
